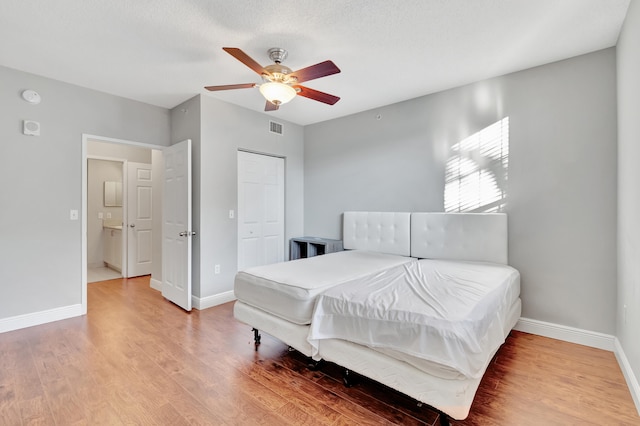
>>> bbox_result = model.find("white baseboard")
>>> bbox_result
[192,290,236,310]
[614,338,640,415]
[515,317,640,415]
[150,278,162,291]
[514,317,615,351]
[0,304,84,334]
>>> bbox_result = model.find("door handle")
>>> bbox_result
[179,231,197,237]
[130,223,136,228]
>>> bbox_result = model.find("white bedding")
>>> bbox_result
[234,250,415,324]
[308,259,520,378]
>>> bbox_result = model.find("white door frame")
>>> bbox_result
[81,134,164,314]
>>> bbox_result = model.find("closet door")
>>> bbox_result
[237,151,285,271]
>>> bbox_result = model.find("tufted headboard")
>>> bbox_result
[343,211,411,256]
[410,212,508,264]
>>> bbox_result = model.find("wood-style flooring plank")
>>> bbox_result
[0,276,638,426]
[18,395,55,426]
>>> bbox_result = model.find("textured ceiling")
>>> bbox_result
[0,0,630,125]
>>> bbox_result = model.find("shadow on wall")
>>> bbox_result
[445,117,509,213]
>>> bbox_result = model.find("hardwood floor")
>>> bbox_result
[1,276,638,425]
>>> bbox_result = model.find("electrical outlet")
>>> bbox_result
[98,212,104,219]
[70,209,78,220]
[215,265,221,274]
[106,212,112,219]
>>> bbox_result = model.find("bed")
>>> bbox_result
[233,211,521,424]
[234,211,414,353]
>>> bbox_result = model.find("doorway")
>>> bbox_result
[81,134,164,313]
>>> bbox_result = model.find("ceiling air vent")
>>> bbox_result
[269,120,283,135]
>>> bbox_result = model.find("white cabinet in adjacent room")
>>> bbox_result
[103,227,122,272]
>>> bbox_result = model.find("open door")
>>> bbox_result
[162,139,193,311]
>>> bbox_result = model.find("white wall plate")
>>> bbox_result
[21,89,41,104]
[23,120,40,136]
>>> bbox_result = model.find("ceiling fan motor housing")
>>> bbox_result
[262,64,297,84]
[268,48,288,63]
[262,48,297,85]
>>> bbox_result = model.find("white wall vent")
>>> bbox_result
[269,120,283,135]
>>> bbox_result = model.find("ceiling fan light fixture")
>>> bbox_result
[259,82,297,105]
[207,47,341,110]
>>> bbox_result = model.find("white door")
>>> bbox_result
[126,162,153,277]
[237,151,285,271]
[162,140,193,311]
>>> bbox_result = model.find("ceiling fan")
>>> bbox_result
[205,47,341,111]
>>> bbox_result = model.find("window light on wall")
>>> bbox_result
[444,117,509,213]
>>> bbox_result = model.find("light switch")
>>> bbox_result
[229,209,235,219]
[106,212,112,219]
[70,210,78,220]
[98,212,104,219]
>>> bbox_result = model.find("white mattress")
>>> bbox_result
[308,259,521,378]
[234,250,415,324]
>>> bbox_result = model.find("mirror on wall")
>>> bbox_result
[104,181,123,207]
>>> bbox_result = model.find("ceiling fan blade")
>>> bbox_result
[292,60,341,83]
[265,101,279,111]
[204,83,257,91]
[294,85,340,105]
[222,47,265,75]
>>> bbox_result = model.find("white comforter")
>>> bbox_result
[308,259,520,379]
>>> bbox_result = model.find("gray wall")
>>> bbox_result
[617,0,640,391]
[0,65,170,319]
[170,95,305,300]
[305,49,618,334]
[87,139,153,163]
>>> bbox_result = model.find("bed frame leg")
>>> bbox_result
[343,369,358,387]
[437,411,450,426]
[252,328,261,350]
[307,359,324,371]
